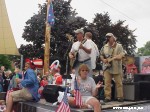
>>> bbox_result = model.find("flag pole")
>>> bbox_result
[44,0,51,74]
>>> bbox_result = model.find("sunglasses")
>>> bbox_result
[81,70,88,72]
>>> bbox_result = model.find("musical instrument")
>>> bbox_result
[66,34,75,69]
[69,39,87,69]
[70,51,78,68]
[102,56,116,71]
[66,33,87,69]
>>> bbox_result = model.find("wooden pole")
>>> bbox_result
[44,0,51,74]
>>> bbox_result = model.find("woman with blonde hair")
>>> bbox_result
[68,64,102,112]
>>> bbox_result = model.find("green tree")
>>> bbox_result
[19,1,137,73]
[8,55,21,68]
[19,0,87,73]
[19,0,87,59]
[137,41,150,56]
[85,13,137,55]
[0,55,12,70]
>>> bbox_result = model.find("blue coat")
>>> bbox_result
[21,68,40,102]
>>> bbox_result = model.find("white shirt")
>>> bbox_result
[70,40,92,61]
[89,39,99,69]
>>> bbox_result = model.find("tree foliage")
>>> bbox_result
[0,55,12,70]
[84,13,137,55]
[19,0,87,60]
[137,41,150,56]
[19,0,137,73]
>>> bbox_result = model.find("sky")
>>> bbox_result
[5,0,150,49]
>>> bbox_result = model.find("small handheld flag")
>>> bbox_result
[74,77,82,107]
[56,87,70,112]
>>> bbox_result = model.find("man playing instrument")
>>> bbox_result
[69,29,92,77]
[100,33,125,102]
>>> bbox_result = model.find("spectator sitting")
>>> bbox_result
[45,71,53,85]
[40,75,48,87]
[50,63,62,85]
[5,62,40,112]
[68,64,102,112]
[38,75,48,97]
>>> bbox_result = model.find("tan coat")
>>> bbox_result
[100,43,125,74]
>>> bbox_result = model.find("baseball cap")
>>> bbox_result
[105,33,114,37]
[74,29,84,34]
[105,33,117,41]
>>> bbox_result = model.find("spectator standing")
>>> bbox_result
[84,32,99,71]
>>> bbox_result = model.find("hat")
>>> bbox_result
[50,63,61,72]
[74,29,84,34]
[105,33,114,37]
[50,60,60,70]
[106,33,117,41]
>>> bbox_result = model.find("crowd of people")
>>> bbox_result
[0,29,127,112]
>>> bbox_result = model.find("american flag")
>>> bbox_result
[74,77,82,107]
[48,1,55,26]
[56,87,70,112]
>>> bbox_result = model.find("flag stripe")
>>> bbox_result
[56,87,70,112]
[74,77,82,106]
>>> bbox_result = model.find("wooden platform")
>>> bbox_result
[15,102,93,112]
[1,97,150,112]
[36,99,150,111]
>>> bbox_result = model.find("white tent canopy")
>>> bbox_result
[0,0,19,55]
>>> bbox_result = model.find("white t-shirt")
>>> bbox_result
[70,40,92,61]
[71,77,96,96]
